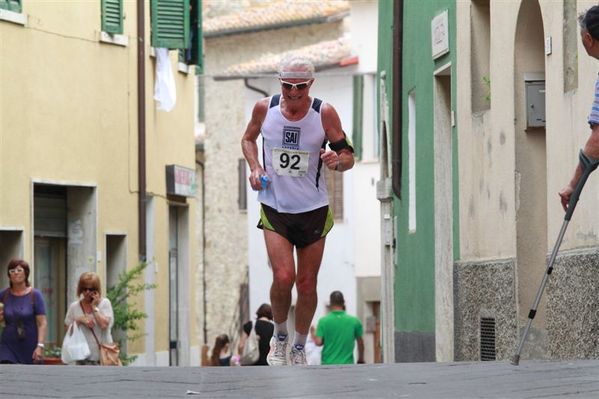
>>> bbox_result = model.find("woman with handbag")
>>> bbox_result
[238,303,274,366]
[0,259,47,364]
[64,272,116,365]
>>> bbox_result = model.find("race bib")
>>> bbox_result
[272,148,310,177]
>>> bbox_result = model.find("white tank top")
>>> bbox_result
[258,95,329,213]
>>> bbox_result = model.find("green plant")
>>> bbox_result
[482,75,491,104]
[44,345,62,358]
[106,261,157,365]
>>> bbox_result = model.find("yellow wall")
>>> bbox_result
[0,1,197,363]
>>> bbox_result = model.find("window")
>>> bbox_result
[151,0,190,49]
[153,0,203,69]
[326,168,343,220]
[0,0,21,13]
[352,75,364,161]
[101,0,123,34]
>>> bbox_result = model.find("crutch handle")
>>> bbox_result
[565,150,599,221]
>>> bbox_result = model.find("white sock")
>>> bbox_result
[275,321,288,340]
[293,332,307,349]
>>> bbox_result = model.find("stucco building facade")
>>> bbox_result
[1,1,200,366]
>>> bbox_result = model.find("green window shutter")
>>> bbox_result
[151,0,190,49]
[189,0,203,71]
[1,0,22,12]
[352,75,364,161]
[102,0,123,34]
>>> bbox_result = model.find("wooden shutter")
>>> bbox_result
[189,0,203,70]
[101,0,123,34]
[151,0,190,49]
[352,75,364,161]
[0,0,22,12]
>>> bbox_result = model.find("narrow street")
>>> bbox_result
[1,359,597,398]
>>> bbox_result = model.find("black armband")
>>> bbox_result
[329,133,354,153]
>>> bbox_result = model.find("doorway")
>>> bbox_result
[34,237,66,347]
[169,204,190,366]
[514,0,547,358]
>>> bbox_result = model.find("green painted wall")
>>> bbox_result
[378,0,458,355]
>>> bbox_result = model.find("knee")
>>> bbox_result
[296,276,317,296]
[273,270,295,290]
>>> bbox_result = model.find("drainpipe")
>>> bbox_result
[137,0,147,261]
[195,158,207,345]
[243,78,269,98]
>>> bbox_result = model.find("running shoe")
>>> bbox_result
[290,345,307,366]
[267,336,288,366]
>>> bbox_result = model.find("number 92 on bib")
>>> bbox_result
[272,148,310,177]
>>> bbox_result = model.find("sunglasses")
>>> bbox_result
[8,267,25,274]
[280,80,311,90]
[82,287,97,293]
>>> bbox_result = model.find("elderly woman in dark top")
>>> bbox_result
[0,259,47,364]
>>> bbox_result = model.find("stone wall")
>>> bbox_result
[547,248,599,359]
[454,259,517,361]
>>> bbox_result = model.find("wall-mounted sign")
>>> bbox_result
[166,165,196,197]
[431,10,449,59]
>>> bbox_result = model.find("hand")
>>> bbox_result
[78,315,95,329]
[90,291,101,307]
[249,167,267,191]
[320,149,340,170]
[559,184,574,211]
[33,346,43,363]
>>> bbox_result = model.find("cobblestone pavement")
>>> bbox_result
[1,359,597,398]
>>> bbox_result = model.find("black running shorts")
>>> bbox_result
[257,203,334,248]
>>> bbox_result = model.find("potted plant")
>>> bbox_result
[43,346,64,365]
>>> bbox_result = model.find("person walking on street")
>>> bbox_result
[241,56,354,366]
[64,272,114,366]
[210,334,232,366]
[239,303,274,366]
[561,6,599,208]
[0,259,47,364]
[312,291,364,365]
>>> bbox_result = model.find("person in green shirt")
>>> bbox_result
[312,291,364,365]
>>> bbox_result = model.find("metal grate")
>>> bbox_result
[480,317,496,361]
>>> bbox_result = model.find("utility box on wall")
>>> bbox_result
[526,80,546,128]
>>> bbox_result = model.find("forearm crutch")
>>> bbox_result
[511,150,599,366]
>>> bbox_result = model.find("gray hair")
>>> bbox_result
[278,56,315,79]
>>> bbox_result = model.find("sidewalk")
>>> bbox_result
[0,359,597,398]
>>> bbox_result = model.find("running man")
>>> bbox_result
[241,57,354,365]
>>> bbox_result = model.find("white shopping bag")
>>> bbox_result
[61,322,91,364]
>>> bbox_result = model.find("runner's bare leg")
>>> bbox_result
[264,229,296,325]
[294,237,326,335]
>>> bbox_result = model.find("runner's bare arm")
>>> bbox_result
[241,99,269,190]
[321,103,355,172]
